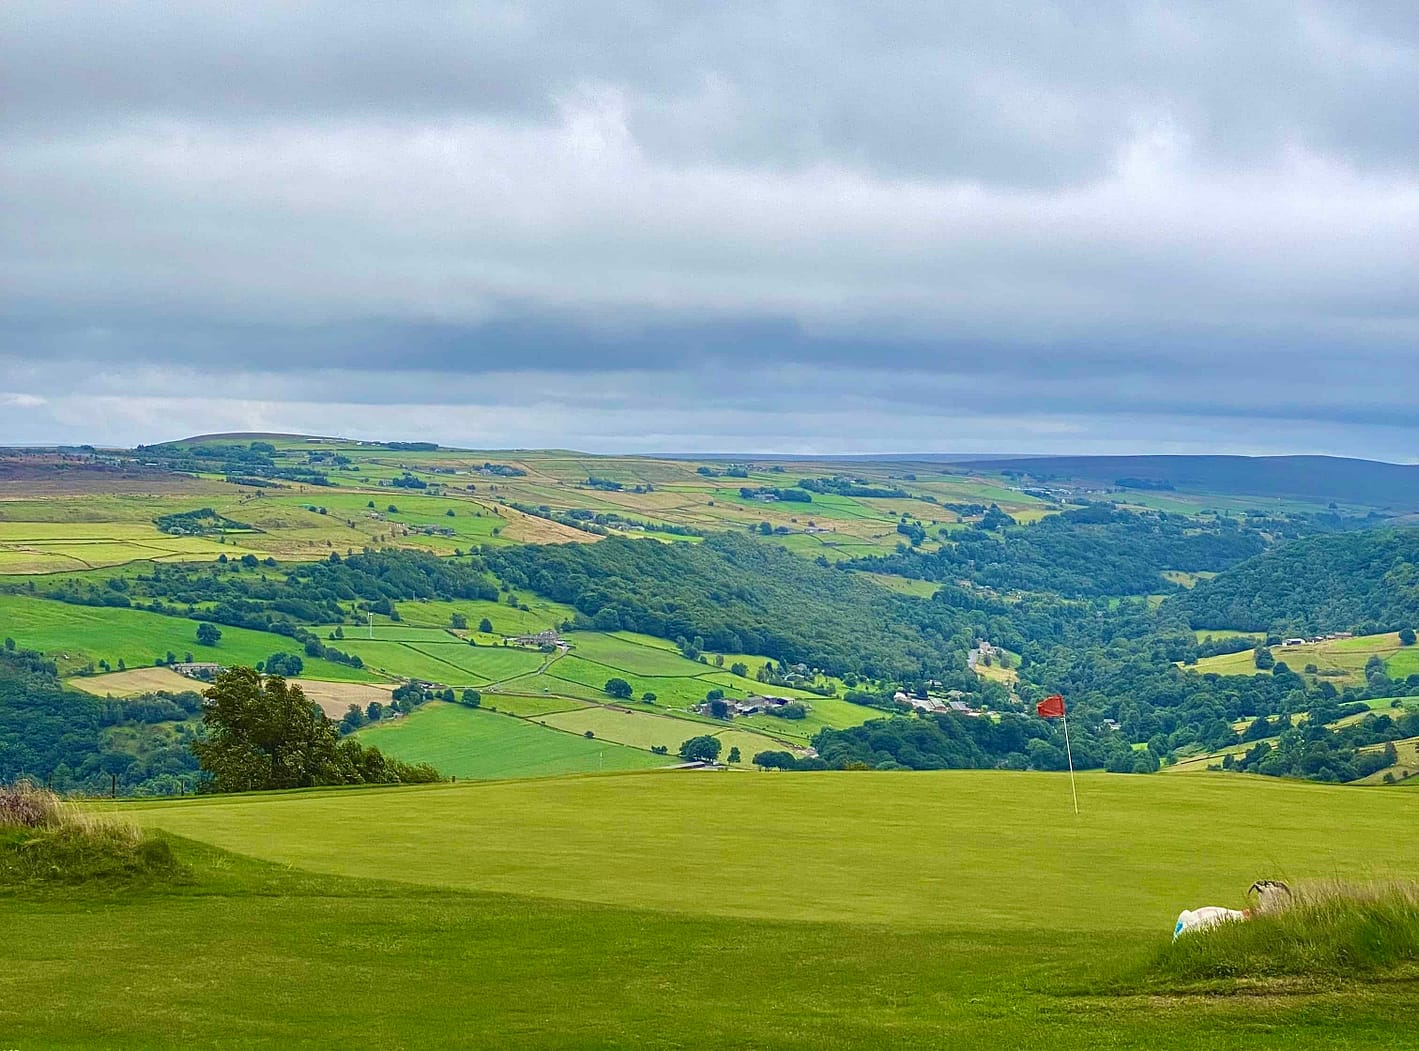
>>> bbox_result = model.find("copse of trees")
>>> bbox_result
[678,736,721,763]
[192,668,440,792]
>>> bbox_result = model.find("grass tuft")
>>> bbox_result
[0,780,186,888]
[1151,879,1419,987]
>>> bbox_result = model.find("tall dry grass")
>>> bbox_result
[0,778,130,838]
[1155,878,1419,984]
[1,779,179,886]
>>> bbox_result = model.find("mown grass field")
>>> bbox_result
[120,771,1416,927]
[0,772,1398,1047]
[353,702,672,779]
[66,665,198,697]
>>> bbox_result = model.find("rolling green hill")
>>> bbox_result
[0,772,1403,1048]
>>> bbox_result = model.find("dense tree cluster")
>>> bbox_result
[738,486,813,503]
[844,506,1268,597]
[795,476,909,499]
[153,508,252,536]
[1232,706,1419,782]
[133,441,333,486]
[0,647,202,795]
[1167,527,1419,634]
[806,711,1151,773]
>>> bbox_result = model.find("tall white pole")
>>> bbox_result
[1062,709,1079,815]
[369,611,373,639]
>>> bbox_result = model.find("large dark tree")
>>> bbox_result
[192,668,438,792]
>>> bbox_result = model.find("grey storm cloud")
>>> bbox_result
[1,1,1417,455]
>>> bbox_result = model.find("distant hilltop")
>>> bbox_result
[956,454,1419,510]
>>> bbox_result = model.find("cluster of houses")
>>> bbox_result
[692,695,798,718]
[172,661,222,680]
[507,629,568,651]
[1281,632,1354,646]
[894,690,984,717]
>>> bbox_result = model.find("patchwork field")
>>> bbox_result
[327,635,551,686]
[286,679,397,718]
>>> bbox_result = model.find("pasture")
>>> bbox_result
[535,704,802,759]
[541,654,754,706]
[353,702,671,779]
[328,636,550,686]
[0,518,263,574]
[0,593,379,682]
[390,594,578,635]
[1189,631,1419,684]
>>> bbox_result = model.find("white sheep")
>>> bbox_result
[1172,905,1247,939]
[1172,880,1292,940]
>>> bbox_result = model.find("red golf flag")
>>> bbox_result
[1036,694,1065,718]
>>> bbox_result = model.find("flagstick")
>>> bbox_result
[1061,708,1079,815]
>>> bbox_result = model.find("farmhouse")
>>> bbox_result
[172,662,222,680]
[509,629,564,648]
[747,695,795,708]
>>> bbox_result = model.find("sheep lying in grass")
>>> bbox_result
[1173,880,1292,939]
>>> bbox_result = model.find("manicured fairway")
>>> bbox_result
[123,771,1415,930]
[9,847,1412,1051]
[0,593,380,682]
[352,702,672,779]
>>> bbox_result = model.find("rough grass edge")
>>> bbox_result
[1149,879,1419,991]
[1,779,187,888]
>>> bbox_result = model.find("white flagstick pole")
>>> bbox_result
[1061,706,1079,815]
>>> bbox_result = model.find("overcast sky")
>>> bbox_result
[2,2,1416,458]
